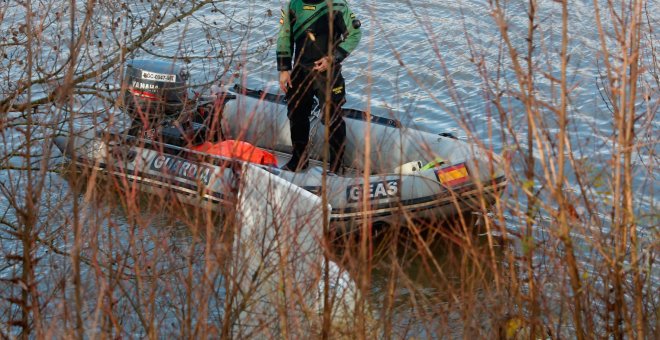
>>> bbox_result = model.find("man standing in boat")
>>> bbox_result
[276,0,362,172]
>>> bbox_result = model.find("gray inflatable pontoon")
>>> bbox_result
[54,81,506,232]
[221,86,507,228]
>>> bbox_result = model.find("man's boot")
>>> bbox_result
[328,143,344,174]
[281,142,309,172]
[327,115,346,174]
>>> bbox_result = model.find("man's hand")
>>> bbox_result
[313,56,332,72]
[279,71,291,93]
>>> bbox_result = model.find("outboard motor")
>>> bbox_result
[123,59,188,122]
[123,59,206,146]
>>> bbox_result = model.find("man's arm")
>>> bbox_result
[334,2,362,64]
[276,4,294,71]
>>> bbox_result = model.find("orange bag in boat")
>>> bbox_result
[191,140,277,166]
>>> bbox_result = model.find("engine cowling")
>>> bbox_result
[123,59,188,122]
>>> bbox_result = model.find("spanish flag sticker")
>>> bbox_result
[434,163,469,187]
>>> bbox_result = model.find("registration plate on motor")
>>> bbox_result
[141,71,176,83]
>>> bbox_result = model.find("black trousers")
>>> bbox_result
[286,65,346,170]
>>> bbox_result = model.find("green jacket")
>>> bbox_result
[276,0,362,71]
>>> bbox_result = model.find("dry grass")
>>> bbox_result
[0,0,657,338]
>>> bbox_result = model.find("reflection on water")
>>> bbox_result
[51,170,231,335]
[51,166,506,337]
[329,216,507,337]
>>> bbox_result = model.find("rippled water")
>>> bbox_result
[151,0,657,209]
[186,0,602,130]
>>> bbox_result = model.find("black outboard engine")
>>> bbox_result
[123,59,188,121]
[123,59,206,146]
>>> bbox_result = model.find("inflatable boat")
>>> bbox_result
[54,60,507,231]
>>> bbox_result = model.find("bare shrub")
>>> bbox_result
[0,0,656,338]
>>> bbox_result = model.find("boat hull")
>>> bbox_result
[54,89,507,232]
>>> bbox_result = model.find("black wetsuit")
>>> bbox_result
[276,0,362,172]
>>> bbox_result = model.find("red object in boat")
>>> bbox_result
[191,140,277,166]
